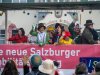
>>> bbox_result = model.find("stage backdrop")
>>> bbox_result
[0,44,100,75]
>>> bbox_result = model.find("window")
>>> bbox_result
[81,0,88,2]
[0,30,5,44]
[53,0,58,2]
[65,0,69,2]
[59,0,65,2]
[20,0,27,3]
[47,0,51,2]
[0,0,2,3]
[27,0,35,3]
[12,0,19,3]
[40,0,46,2]
[88,0,96,1]
[2,0,12,3]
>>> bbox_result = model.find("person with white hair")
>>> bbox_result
[68,21,82,44]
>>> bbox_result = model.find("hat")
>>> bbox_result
[30,54,42,67]
[39,59,55,74]
[84,20,93,26]
[47,27,54,31]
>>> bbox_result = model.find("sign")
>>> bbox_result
[0,44,100,69]
[80,57,100,73]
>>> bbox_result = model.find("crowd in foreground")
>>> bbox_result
[1,54,100,75]
[8,19,100,45]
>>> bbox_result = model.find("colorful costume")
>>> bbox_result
[59,31,73,45]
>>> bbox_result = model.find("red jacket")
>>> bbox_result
[8,34,28,43]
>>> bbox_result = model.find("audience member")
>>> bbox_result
[38,59,56,75]
[22,54,42,75]
[75,62,88,75]
[1,60,19,75]
[95,62,100,75]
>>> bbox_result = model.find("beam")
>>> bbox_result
[0,1,100,10]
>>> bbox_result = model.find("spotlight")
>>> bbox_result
[64,14,67,16]
[34,15,37,18]
[56,12,59,14]
[23,10,25,13]
[73,13,75,16]
[27,13,30,15]
[42,15,45,18]
[89,10,92,14]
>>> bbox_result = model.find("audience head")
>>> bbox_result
[38,23,46,32]
[75,62,88,75]
[39,59,55,75]
[18,28,25,36]
[95,62,100,72]
[1,60,19,75]
[30,54,42,68]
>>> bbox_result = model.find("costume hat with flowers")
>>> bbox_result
[30,54,42,67]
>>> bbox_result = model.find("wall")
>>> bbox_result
[7,10,38,35]
[0,10,100,35]
[78,10,100,29]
